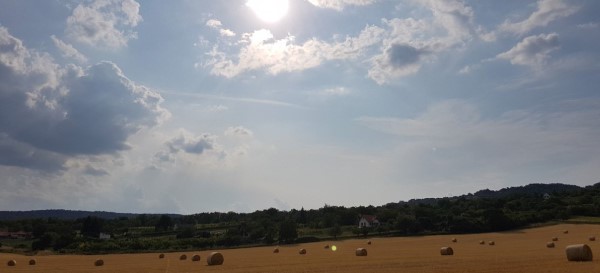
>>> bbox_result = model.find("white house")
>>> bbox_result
[358,215,380,228]
[99,233,111,240]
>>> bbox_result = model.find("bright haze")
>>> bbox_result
[0,0,599,214]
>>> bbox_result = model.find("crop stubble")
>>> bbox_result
[0,224,597,273]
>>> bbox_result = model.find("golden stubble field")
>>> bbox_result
[1,224,598,273]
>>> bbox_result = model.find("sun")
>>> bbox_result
[246,0,289,23]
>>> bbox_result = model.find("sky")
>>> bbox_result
[0,0,599,214]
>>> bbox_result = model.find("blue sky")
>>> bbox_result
[0,0,599,214]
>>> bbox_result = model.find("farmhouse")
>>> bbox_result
[358,215,380,228]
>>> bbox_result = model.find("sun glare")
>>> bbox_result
[246,0,289,23]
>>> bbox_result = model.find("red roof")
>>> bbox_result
[360,215,378,223]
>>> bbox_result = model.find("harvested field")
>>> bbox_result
[0,224,598,272]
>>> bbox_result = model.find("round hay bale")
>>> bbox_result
[488,241,495,246]
[552,237,558,241]
[159,253,165,259]
[192,254,201,262]
[440,247,454,255]
[179,254,187,260]
[29,259,36,265]
[479,240,485,245]
[563,230,568,234]
[590,236,596,242]
[547,242,555,248]
[94,259,104,266]
[273,248,280,253]
[367,240,372,245]
[452,238,457,243]
[207,252,224,266]
[324,244,330,249]
[355,248,368,256]
[565,244,593,262]
[7,260,16,266]
[299,248,307,255]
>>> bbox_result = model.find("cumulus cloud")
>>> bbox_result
[499,0,579,35]
[51,35,88,64]
[154,127,255,167]
[206,19,236,37]
[0,27,168,171]
[153,129,247,168]
[166,131,216,155]
[66,0,142,49]
[497,33,560,67]
[307,0,377,11]
[365,1,493,84]
[201,0,484,84]
[205,25,385,78]
[368,43,428,84]
[418,0,474,41]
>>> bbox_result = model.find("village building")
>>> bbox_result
[358,215,380,228]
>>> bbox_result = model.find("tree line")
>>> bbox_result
[0,182,598,254]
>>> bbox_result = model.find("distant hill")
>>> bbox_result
[471,183,582,198]
[0,183,595,221]
[0,209,181,221]
[403,183,584,206]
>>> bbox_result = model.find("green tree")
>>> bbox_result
[328,224,342,239]
[81,216,104,237]
[278,219,298,244]
[32,232,59,250]
[155,215,173,232]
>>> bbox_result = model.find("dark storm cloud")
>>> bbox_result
[0,133,67,171]
[83,165,109,176]
[0,27,169,171]
[35,61,169,155]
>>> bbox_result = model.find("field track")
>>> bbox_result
[1,224,598,272]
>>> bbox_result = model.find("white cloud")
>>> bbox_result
[205,1,487,84]
[418,0,474,41]
[51,35,88,64]
[367,10,482,84]
[206,19,236,37]
[205,25,385,78]
[499,0,579,35]
[307,0,377,11]
[166,130,216,155]
[66,0,142,49]
[206,19,222,28]
[497,33,560,67]
[458,64,477,75]
[323,86,350,96]
[577,22,599,29]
